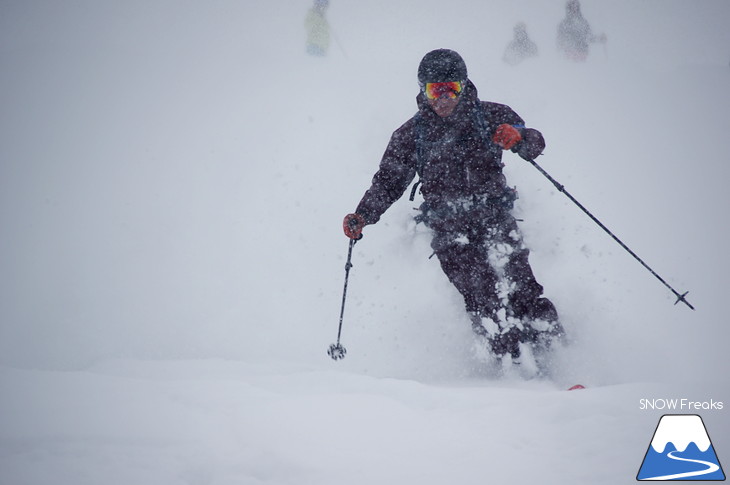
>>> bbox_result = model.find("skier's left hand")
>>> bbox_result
[493,124,522,150]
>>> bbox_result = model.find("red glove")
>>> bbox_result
[492,124,522,150]
[343,213,365,239]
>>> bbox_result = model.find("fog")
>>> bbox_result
[1,1,729,483]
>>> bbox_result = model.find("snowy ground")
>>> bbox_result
[1,1,729,484]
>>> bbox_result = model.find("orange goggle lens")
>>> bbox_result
[424,81,463,100]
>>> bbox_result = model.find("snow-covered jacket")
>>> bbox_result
[355,80,545,230]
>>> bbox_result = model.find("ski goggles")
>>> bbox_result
[423,81,463,100]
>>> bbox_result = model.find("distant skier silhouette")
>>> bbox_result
[557,0,607,61]
[503,22,538,66]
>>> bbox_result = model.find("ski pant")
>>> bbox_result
[429,212,560,356]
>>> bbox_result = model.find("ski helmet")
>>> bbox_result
[417,49,468,85]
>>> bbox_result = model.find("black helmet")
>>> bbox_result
[417,49,468,85]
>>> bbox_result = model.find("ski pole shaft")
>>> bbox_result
[336,238,356,343]
[525,158,694,310]
[328,238,356,360]
[330,27,348,58]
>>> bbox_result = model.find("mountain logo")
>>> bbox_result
[637,414,725,481]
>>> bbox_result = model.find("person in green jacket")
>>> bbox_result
[305,0,330,57]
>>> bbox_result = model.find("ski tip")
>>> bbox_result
[567,384,586,391]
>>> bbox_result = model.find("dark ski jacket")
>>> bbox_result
[355,80,545,231]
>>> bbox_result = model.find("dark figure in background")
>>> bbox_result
[503,22,538,66]
[343,49,563,369]
[557,0,607,61]
[305,0,330,56]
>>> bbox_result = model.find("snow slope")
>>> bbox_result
[1,1,729,484]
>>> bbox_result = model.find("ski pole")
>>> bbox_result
[525,157,694,310]
[328,238,356,360]
[330,26,348,58]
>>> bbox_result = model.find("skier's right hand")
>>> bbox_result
[343,213,365,240]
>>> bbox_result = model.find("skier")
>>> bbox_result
[557,0,606,61]
[304,0,330,57]
[343,49,563,367]
[503,22,538,66]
